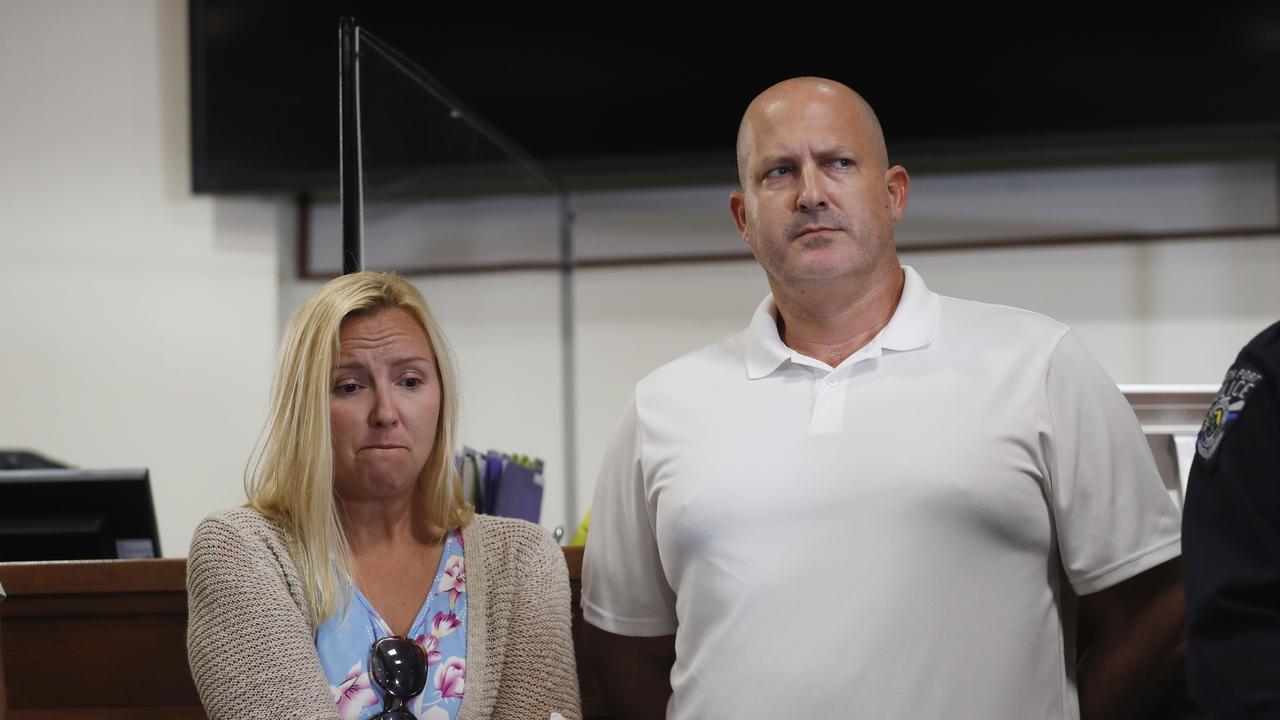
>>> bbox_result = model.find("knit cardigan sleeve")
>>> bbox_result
[487,518,583,720]
[186,509,339,720]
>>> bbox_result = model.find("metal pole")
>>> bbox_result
[557,191,578,536]
[339,18,363,274]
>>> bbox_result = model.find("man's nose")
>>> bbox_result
[795,163,828,212]
[370,384,399,427]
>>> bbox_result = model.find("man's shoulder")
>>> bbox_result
[1223,319,1280,410]
[937,293,1071,347]
[635,331,747,394]
[1241,319,1280,365]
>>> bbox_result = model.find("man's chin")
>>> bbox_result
[785,260,862,283]
[783,248,889,283]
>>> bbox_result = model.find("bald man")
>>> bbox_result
[582,78,1185,720]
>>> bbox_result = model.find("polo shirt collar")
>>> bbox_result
[744,296,791,379]
[744,265,940,379]
[878,265,941,352]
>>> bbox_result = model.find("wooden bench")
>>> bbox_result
[0,546,606,719]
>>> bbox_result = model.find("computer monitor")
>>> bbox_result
[0,450,68,470]
[0,468,161,561]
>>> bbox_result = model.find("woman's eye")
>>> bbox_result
[334,382,360,394]
[403,377,422,389]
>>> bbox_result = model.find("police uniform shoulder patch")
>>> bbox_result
[1197,364,1265,461]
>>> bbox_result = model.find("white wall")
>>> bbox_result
[0,1,282,557]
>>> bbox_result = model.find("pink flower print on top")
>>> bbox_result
[439,555,465,608]
[329,660,378,720]
[414,611,460,667]
[434,656,466,700]
[413,631,443,666]
[430,611,461,639]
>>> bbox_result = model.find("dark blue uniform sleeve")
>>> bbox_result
[1184,321,1280,719]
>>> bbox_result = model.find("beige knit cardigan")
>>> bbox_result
[186,508,581,720]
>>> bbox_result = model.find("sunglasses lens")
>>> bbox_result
[370,636,428,699]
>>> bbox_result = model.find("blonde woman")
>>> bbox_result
[186,272,579,720]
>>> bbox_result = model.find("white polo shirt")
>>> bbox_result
[582,266,1181,720]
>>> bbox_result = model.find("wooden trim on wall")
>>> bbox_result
[897,224,1280,254]
[296,218,1280,280]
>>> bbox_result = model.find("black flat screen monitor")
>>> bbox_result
[0,468,161,561]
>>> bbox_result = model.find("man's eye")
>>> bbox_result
[831,158,853,169]
[763,166,792,179]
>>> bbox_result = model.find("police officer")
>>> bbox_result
[1184,319,1280,718]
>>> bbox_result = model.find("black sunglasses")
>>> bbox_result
[368,635,429,720]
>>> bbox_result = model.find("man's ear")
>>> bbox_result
[729,191,750,244]
[885,165,910,221]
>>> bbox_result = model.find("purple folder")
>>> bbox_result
[482,450,504,515]
[492,460,543,523]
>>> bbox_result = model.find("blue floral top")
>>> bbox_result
[317,530,468,720]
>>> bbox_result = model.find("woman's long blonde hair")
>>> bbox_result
[246,271,473,625]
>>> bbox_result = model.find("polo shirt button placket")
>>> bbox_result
[811,370,846,434]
